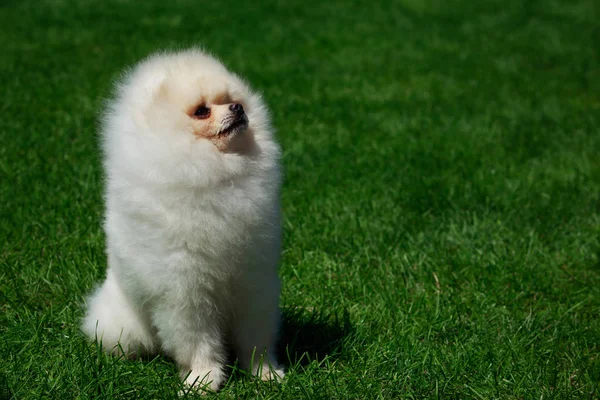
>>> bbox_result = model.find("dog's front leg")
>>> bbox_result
[152,300,226,393]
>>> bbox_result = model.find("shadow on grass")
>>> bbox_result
[86,307,353,390]
[277,307,353,367]
[0,373,12,400]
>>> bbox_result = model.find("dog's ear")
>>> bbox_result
[133,73,168,131]
[153,77,169,102]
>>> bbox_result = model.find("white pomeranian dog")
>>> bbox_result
[82,48,284,392]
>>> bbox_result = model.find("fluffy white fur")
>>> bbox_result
[82,49,284,392]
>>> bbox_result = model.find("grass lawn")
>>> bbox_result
[1,0,599,398]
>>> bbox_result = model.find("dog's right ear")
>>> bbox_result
[138,69,167,104]
[116,64,167,107]
[153,77,169,102]
[122,70,168,131]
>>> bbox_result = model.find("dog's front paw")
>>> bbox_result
[179,367,224,396]
[258,364,285,382]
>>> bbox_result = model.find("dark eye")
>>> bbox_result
[193,106,211,119]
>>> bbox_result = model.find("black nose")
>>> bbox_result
[229,103,244,114]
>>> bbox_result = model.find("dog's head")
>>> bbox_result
[115,49,268,154]
[103,49,279,187]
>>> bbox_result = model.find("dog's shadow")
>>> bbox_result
[130,307,352,390]
[276,307,353,367]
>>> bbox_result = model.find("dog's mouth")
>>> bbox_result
[219,116,249,136]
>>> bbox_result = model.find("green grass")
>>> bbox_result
[1,0,599,398]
